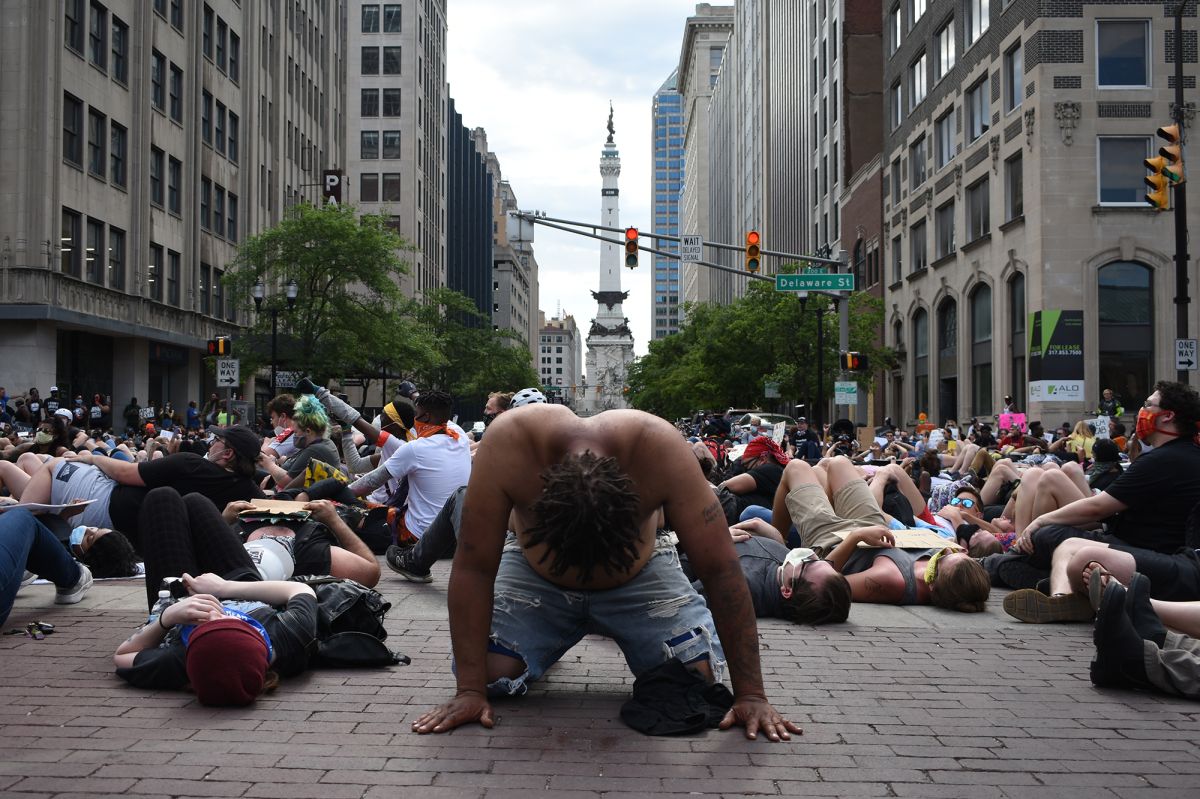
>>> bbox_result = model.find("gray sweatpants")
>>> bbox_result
[1144,632,1200,700]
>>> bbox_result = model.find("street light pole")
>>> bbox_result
[252,278,299,400]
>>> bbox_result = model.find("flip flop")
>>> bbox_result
[1086,561,1113,612]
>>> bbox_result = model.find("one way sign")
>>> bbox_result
[1177,338,1197,371]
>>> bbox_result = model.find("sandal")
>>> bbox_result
[1085,561,1114,612]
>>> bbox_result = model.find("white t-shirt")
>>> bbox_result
[380,422,472,537]
[368,430,408,505]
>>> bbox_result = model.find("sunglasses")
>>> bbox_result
[949,496,977,509]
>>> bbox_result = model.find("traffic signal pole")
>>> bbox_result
[1173,2,1192,384]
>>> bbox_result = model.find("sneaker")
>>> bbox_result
[385,544,432,583]
[1003,588,1094,623]
[54,564,93,605]
[19,570,37,588]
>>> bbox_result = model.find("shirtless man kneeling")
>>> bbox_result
[414,405,801,742]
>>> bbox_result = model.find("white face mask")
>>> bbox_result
[777,547,819,598]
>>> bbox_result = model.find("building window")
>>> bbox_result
[383,4,402,32]
[966,75,989,142]
[1004,43,1023,112]
[216,18,227,71]
[61,208,81,277]
[86,218,104,284]
[891,235,903,282]
[936,19,956,80]
[228,113,239,163]
[383,46,402,74]
[148,243,163,301]
[889,81,903,130]
[890,158,901,205]
[911,0,927,26]
[937,297,959,422]
[107,226,124,291]
[1098,136,1151,205]
[167,250,180,306]
[1097,20,1150,88]
[228,193,238,242]
[382,130,401,159]
[170,0,183,30]
[111,16,127,83]
[64,0,84,52]
[149,147,164,206]
[200,263,211,314]
[200,177,210,229]
[361,88,379,116]
[909,135,927,188]
[909,51,927,109]
[382,173,402,201]
[202,91,212,142]
[109,122,126,187]
[935,107,955,168]
[169,64,183,122]
[382,88,401,116]
[212,269,224,318]
[361,46,379,74]
[913,308,929,415]
[1099,261,1153,405]
[1009,272,1026,407]
[89,1,108,70]
[888,4,901,55]
[966,176,989,241]
[87,109,106,177]
[910,221,928,272]
[965,0,989,47]
[362,4,380,33]
[167,157,181,214]
[214,186,225,236]
[970,285,992,416]
[151,51,165,110]
[935,201,955,258]
[215,102,226,153]
[360,173,379,202]
[229,32,240,82]
[360,130,379,159]
[202,4,213,58]
[1005,153,1023,221]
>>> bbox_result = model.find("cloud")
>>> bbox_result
[447,0,702,357]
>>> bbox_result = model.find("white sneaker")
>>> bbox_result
[19,570,37,588]
[54,564,93,605]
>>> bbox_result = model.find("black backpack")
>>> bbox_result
[293,576,410,668]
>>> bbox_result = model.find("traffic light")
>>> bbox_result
[1158,123,1185,184]
[745,230,761,273]
[624,227,639,268]
[1145,158,1171,210]
[839,352,868,371]
[206,337,232,356]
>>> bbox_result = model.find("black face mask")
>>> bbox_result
[484,412,497,425]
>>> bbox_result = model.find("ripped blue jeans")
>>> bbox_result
[485,533,726,697]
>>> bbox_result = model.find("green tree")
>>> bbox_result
[224,202,437,384]
[628,271,892,420]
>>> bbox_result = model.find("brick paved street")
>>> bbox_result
[2,561,1198,798]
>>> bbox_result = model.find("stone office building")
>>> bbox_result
[0,0,344,410]
[882,0,1199,427]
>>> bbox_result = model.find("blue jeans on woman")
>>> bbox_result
[0,509,81,627]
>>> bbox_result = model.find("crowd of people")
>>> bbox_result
[3,376,1200,738]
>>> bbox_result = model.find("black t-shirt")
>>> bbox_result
[108,453,266,547]
[115,594,319,690]
[1104,438,1200,552]
[735,461,784,514]
[682,537,787,618]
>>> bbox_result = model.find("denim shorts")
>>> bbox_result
[485,533,726,697]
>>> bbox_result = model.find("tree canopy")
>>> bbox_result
[628,271,892,420]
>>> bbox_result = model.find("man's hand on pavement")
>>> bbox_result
[413,690,495,734]
[718,695,803,742]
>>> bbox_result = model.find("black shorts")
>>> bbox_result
[1108,544,1200,602]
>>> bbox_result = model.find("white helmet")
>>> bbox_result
[511,387,547,408]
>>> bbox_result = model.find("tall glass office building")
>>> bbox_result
[651,70,683,339]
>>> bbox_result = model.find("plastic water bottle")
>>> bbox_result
[151,589,173,628]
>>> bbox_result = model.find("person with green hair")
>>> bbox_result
[257,395,340,490]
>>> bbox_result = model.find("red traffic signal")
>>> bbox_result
[745,230,761,272]
[839,351,868,371]
[206,337,232,356]
[624,227,639,268]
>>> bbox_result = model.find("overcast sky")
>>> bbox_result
[446,0,706,358]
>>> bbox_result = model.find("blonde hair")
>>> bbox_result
[1071,420,1095,439]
